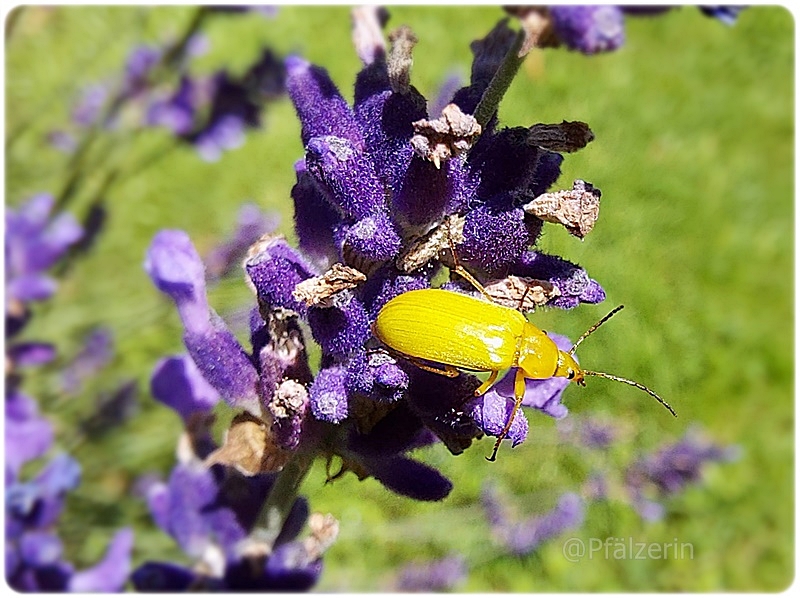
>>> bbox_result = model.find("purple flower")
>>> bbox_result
[145,230,261,414]
[549,6,626,54]
[396,554,467,592]
[5,390,54,482]
[71,84,108,126]
[6,194,83,312]
[502,493,584,555]
[61,327,114,393]
[625,430,741,521]
[151,354,221,421]
[482,484,584,556]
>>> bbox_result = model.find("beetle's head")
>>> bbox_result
[555,350,585,385]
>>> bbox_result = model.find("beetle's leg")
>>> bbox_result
[473,370,499,396]
[487,368,526,462]
[445,226,495,303]
[406,358,460,378]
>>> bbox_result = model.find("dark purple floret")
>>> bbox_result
[307,293,371,359]
[147,75,198,136]
[460,200,528,273]
[291,159,345,270]
[364,454,453,501]
[345,349,409,403]
[145,230,261,413]
[549,6,626,54]
[285,55,364,147]
[150,355,221,421]
[303,135,388,220]
[528,150,564,197]
[6,342,56,369]
[353,76,428,193]
[131,562,198,591]
[699,5,746,26]
[468,127,543,200]
[514,250,605,308]
[183,313,261,415]
[260,542,323,591]
[6,194,83,307]
[244,235,317,316]
[309,365,349,423]
[396,554,467,592]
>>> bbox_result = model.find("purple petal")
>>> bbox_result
[6,342,56,368]
[5,391,54,478]
[468,388,529,447]
[18,531,63,567]
[550,6,626,54]
[262,542,323,591]
[68,528,134,592]
[307,294,371,359]
[285,55,363,147]
[244,235,316,316]
[397,555,467,592]
[145,229,210,331]
[291,159,345,270]
[514,251,605,309]
[365,454,452,501]
[131,562,197,591]
[150,354,221,420]
[183,313,260,414]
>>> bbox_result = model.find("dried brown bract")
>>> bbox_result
[528,121,595,153]
[293,263,367,308]
[522,180,601,239]
[484,275,560,310]
[396,214,465,273]
[388,25,417,93]
[205,412,290,475]
[410,104,481,169]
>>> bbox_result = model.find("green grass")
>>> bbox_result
[6,5,793,592]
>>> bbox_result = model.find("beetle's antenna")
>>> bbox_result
[582,370,677,418]
[568,304,625,356]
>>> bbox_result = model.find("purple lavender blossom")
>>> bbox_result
[6,452,133,591]
[396,554,467,592]
[6,194,83,317]
[625,430,741,521]
[482,484,584,556]
[549,6,626,54]
[71,84,108,126]
[151,354,220,421]
[61,327,114,393]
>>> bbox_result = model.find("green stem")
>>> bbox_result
[473,29,526,130]
[252,453,314,546]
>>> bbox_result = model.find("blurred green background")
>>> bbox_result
[5,5,793,592]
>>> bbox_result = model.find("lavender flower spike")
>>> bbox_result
[549,6,626,55]
[145,230,260,414]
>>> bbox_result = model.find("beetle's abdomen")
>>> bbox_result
[373,289,525,372]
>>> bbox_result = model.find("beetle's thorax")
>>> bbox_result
[516,321,560,379]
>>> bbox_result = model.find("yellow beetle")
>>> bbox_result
[372,286,676,461]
